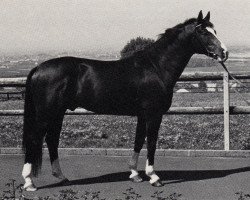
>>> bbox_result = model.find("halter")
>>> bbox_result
[193,24,219,59]
[194,25,249,105]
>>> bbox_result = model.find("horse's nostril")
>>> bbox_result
[224,51,229,56]
[223,49,228,55]
[226,51,229,57]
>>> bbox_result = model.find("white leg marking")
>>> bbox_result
[145,159,154,175]
[145,159,159,184]
[22,163,37,191]
[22,163,32,178]
[129,169,139,179]
[149,174,160,184]
[129,152,139,178]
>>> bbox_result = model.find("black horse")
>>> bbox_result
[21,11,228,190]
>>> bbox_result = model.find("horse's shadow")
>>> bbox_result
[38,166,250,190]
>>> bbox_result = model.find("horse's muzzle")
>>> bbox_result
[222,50,229,62]
[215,50,229,62]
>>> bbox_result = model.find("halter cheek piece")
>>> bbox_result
[193,24,219,60]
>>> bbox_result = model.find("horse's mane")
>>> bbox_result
[157,18,214,44]
[127,17,214,59]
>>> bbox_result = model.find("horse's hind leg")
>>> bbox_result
[22,114,48,191]
[45,111,68,183]
[129,114,146,182]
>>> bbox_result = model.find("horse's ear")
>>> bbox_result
[197,10,203,24]
[204,11,210,22]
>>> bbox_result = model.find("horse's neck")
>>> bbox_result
[148,34,194,86]
[161,44,193,80]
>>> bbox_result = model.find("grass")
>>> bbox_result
[0,92,249,150]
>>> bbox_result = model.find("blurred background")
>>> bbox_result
[0,0,249,150]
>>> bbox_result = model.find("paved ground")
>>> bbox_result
[0,155,250,200]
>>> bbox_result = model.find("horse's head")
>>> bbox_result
[191,10,229,62]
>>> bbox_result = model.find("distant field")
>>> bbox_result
[0,55,250,78]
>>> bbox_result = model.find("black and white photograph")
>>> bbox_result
[0,0,249,199]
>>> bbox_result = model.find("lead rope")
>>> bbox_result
[219,61,250,106]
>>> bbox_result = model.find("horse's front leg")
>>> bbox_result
[145,113,163,187]
[128,114,146,182]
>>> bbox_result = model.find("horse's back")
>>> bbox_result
[28,56,141,115]
[74,58,142,115]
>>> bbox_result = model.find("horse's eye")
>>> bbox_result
[197,28,207,34]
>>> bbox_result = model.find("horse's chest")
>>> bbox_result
[139,82,173,112]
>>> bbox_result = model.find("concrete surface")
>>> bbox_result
[0,154,250,200]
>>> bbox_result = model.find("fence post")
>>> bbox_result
[223,72,230,151]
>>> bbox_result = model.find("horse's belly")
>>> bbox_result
[80,103,139,116]
[76,95,139,116]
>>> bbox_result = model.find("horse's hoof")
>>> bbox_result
[22,183,37,192]
[151,180,164,187]
[130,175,143,183]
[52,172,67,180]
[58,178,70,185]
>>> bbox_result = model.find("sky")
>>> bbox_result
[0,0,249,55]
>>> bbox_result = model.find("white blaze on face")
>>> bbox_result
[206,27,228,52]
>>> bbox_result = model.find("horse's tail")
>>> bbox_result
[22,67,42,176]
